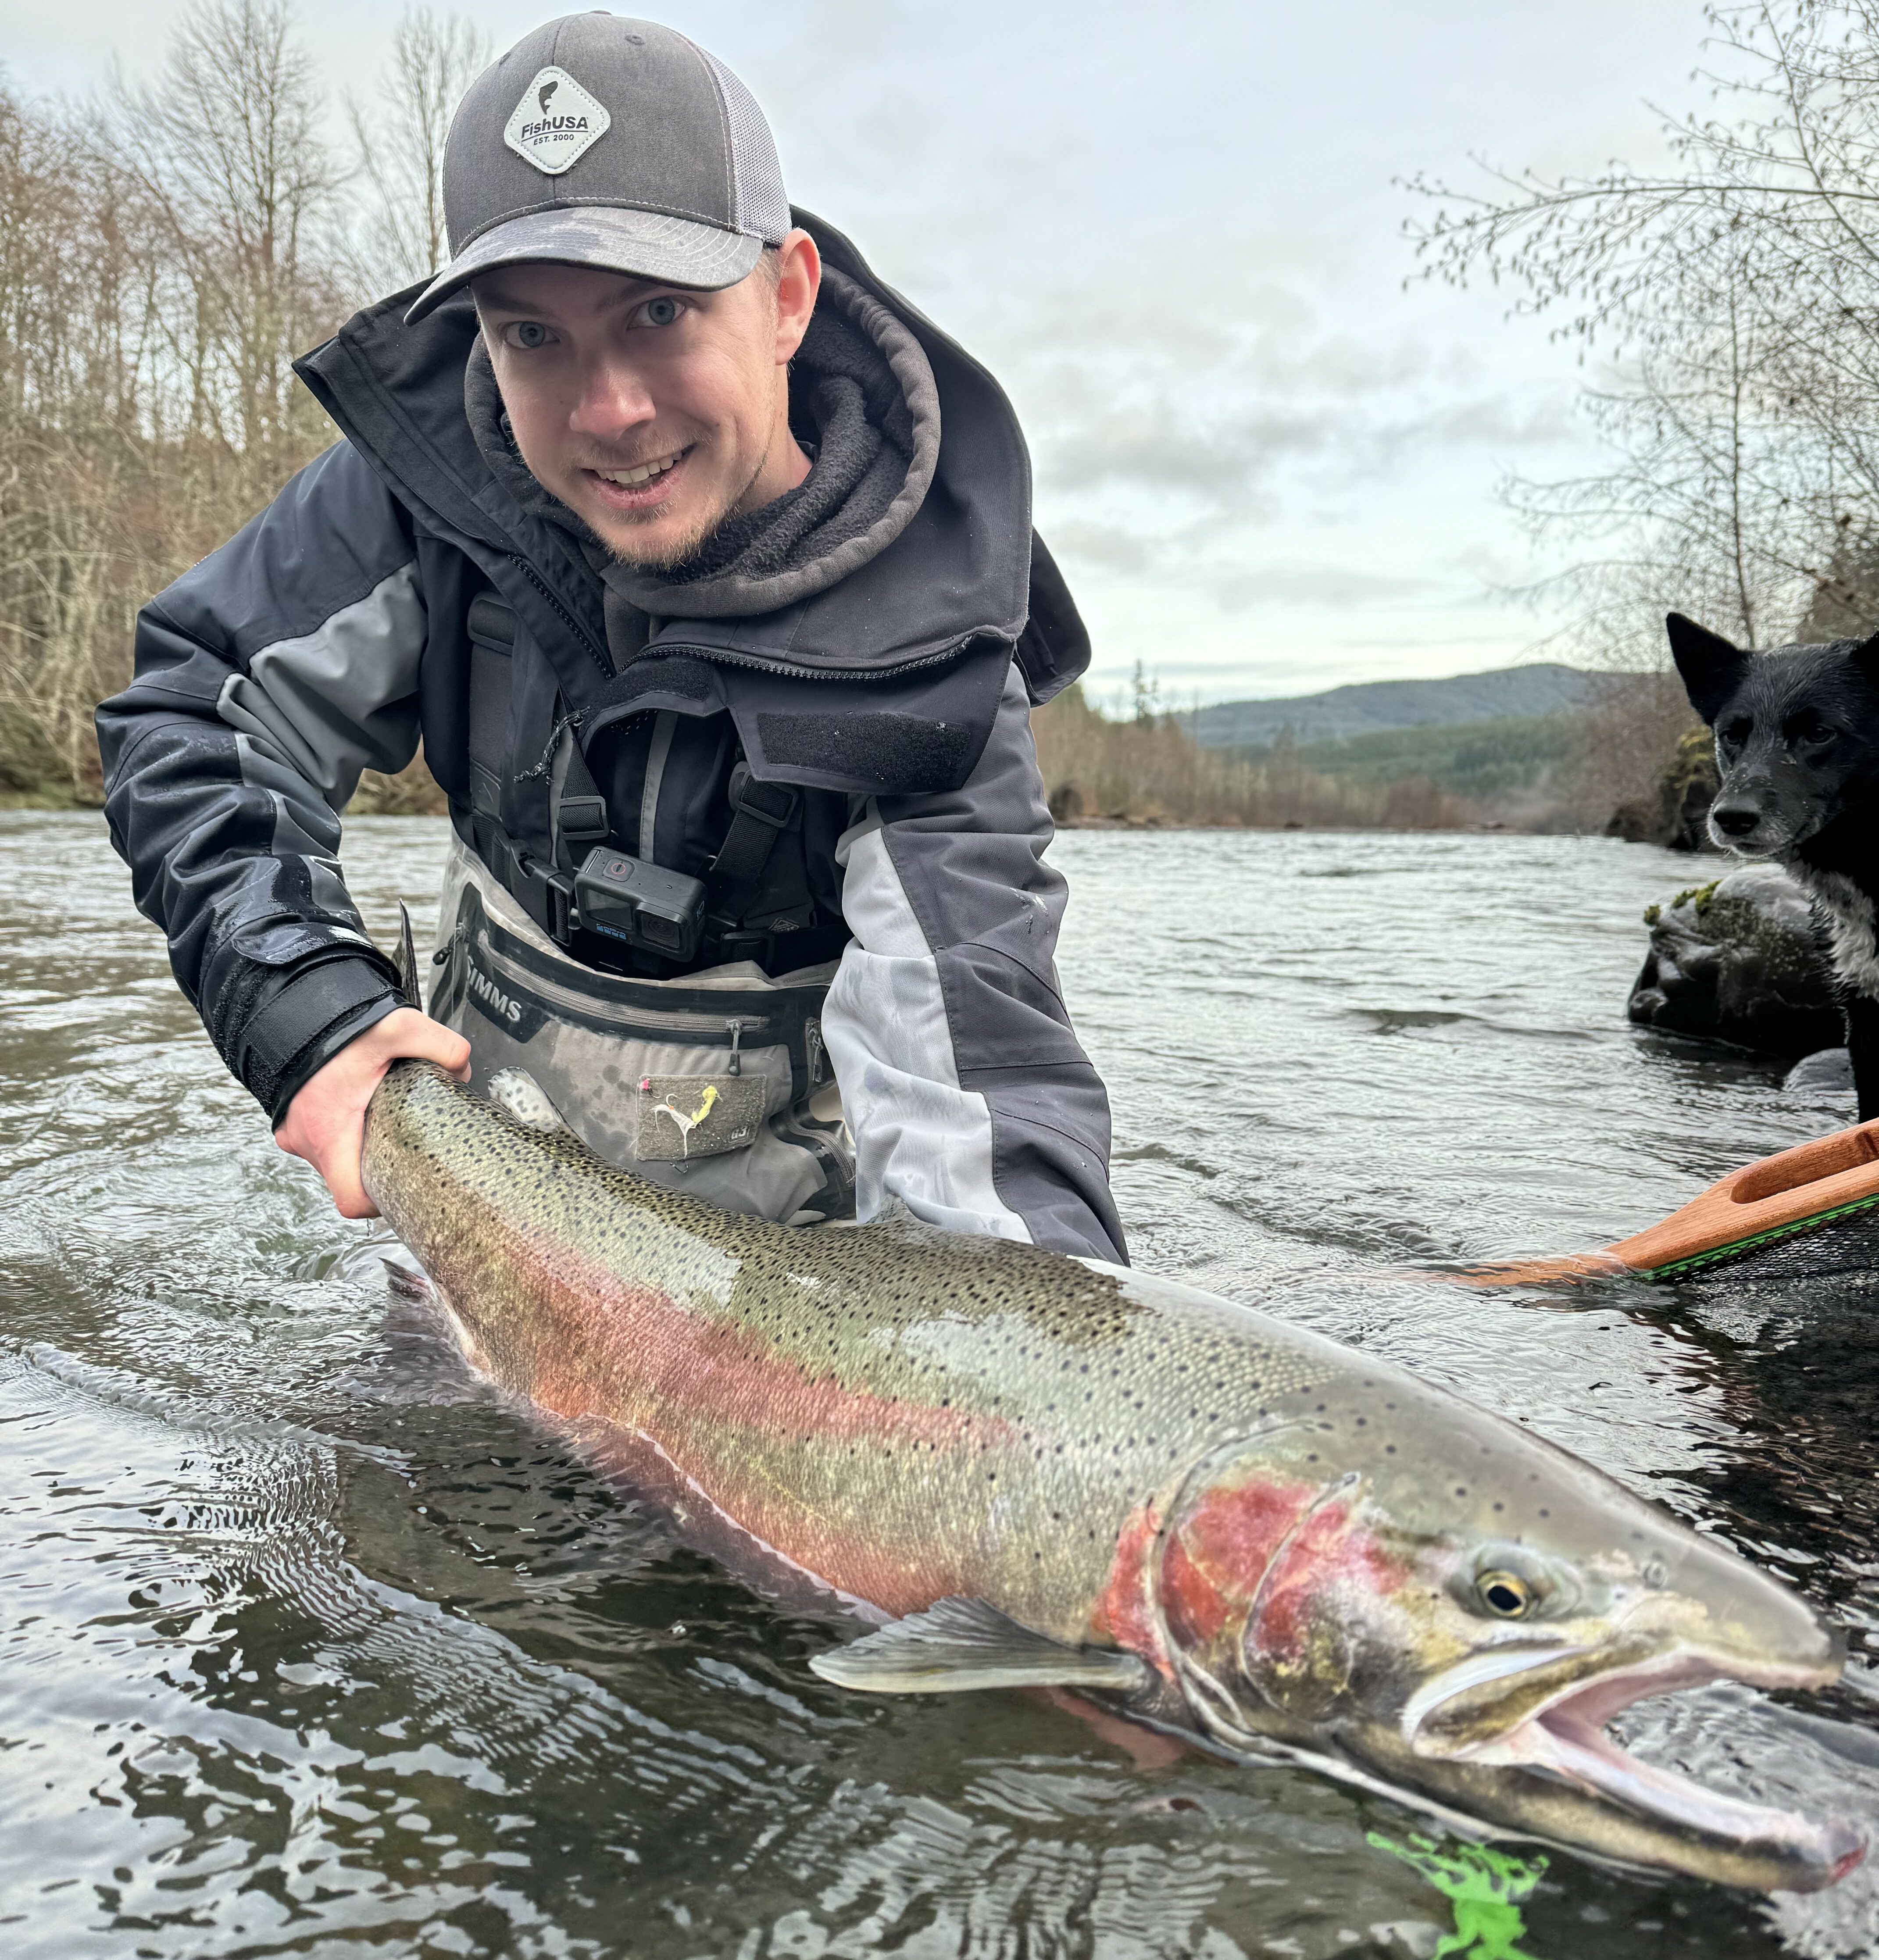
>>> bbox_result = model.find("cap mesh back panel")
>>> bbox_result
[699,47,791,243]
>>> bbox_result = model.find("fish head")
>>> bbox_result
[1149,1395,1862,1892]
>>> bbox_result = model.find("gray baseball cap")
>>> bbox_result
[406,13,790,323]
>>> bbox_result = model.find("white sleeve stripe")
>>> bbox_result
[214,561,425,811]
[823,821,1032,1243]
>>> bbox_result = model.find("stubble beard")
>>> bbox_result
[598,428,776,574]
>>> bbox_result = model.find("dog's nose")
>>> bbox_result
[1711,804,1761,837]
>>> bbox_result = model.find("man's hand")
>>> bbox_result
[276,1008,472,1218]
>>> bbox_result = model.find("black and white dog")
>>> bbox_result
[1667,611,1879,1118]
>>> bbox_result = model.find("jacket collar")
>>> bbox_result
[294,211,1039,683]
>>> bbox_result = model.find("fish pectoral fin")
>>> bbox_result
[809,1596,1152,1696]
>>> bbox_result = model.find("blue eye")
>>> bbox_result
[504,321,552,350]
[642,296,682,328]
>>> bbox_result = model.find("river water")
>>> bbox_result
[6,810,1879,1960]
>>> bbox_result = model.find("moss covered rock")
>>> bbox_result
[1627,863,1840,1057]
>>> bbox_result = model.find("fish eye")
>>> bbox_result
[1457,1545,1568,1620]
[1476,1569,1533,1618]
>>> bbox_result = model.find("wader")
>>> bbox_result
[428,839,854,1225]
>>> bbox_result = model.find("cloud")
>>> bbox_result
[7,0,1700,693]
[1208,562,1451,610]
[961,243,1595,605]
[1043,522,1156,576]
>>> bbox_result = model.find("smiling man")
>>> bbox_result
[98,12,1125,1263]
[474,253,817,563]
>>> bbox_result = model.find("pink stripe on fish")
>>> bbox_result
[1249,1494,1405,1662]
[1163,1475,1318,1650]
[1093,1499,1175,1678]
[512,1225,1019,1453]
[480,1229,1021,1614]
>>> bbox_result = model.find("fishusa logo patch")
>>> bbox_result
[504,66,610,176]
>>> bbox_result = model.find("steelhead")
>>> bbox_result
[361,1060,1863,1893]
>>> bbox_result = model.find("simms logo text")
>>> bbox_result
[468,958,523,1026]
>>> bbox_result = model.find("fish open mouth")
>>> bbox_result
[1415,1649,1865,1886]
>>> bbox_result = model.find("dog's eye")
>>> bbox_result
[1788,713,1834,747]
[1720,718,1751,750]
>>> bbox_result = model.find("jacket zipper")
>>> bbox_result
[645,633,986,682]
[510,555,612,679]
[509,557,987,687]
[537,626,983,769]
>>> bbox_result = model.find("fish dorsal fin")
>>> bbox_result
[391,901,422,1011]
[865,1194,939,1238]
[809,1597,1152,1696]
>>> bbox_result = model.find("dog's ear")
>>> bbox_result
[1665,613,1751,725]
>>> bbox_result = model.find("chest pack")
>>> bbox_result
[457,592,853,981]
[428,839,853,1225]
[452,589,1016,983]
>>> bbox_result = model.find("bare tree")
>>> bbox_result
[1407,1,1879,659]
[109,0,343,502]
[0,83,134,791]
[344,8,490,296]
[0,4,353,800]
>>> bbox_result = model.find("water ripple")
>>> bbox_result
[0,813,1867,1956]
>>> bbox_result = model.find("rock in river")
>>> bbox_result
[1785,1046,1855,1095]
[1628,863,1842,1058]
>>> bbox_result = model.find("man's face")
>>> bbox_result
[474,236,818,567]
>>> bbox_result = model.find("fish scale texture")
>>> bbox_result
[351,1063,1862,1896]
[361,1063,1641,1636]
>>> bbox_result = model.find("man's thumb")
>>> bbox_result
[413,1019,472,1078]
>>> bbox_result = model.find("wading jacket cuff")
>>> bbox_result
[235,956,407,1129]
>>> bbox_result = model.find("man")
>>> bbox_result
[98,12,1125,1264]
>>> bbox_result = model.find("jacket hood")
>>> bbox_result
[295,211,1079,693]
[603,268,942,619]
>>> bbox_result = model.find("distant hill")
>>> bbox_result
[1274,715,1575,801]
[1182,663,1597,749]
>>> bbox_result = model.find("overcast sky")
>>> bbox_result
[8,0,1713,703]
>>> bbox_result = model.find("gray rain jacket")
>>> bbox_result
[96,211,1126,1264]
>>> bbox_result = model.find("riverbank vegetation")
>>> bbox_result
[5,0,1871,835]
[1031,684,1488,831]
[1031,659,1591,832]
[1410,0,1879,825]
[0,0,482,808]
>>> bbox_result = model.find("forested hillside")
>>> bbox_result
[1183,664,1594,750]
[1242,716,1573,800]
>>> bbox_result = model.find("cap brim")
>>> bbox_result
[405,207,763,323]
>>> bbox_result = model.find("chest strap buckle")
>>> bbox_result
[558,794,609,853]
[709,764,801,914]
[725,764,798,831]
